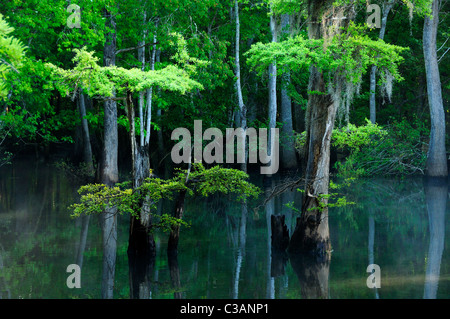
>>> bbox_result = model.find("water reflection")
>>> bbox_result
[423,177,447,299]
[265,176,330,299]
[101,209,118,299]
[290,254,330,299]
[368,209,379,299]
[0,161,449,299]
[128,241,155,299]
[265,177,275,299]
[232,199,247,299]
[76,215,90,271]
[168,250,183,299]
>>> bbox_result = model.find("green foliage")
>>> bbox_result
[48,38,205,100]
[182,164,261,200]
[0,149,12,167]
[285,177,356,214]
[332,119,387,151]
[294,118,428,178]
[332,118,428,177]
[0,13,27,99]
[0,102,77,145]
[54,160,96,183]
[0,0,446,177]
[69,164,261,231]
[246,22,407,87]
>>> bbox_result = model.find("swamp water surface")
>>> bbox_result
[0,159,449,299]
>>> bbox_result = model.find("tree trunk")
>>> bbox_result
[233,4,248,295]
[100,8,118,299]
[271,215,289,251]
[234,0,247,172]
[155,50,165,169]
[167,189,187,254]
[268,6,277,157]
[288,0,335,257]
[126,90,156,259]
[280,14,297,170]
[127,143,156,299]
[423,0,447,177]
[128,13,158,263]
[138,38,146,147]
[369,1,394,124]
[78,92,94,175]
[167,159,192,254]
[101,8,118,186]
[145,24,158,147]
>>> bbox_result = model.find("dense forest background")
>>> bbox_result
[0,0,448,177]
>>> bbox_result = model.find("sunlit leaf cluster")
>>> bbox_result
[47,33,206,100]
[69,164,261,231]
[0,13,27,99]
[246,22,407,88]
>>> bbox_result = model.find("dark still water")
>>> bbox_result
[0,160,449,299]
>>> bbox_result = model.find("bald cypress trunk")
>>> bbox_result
[100,7,118,299]
[288,1,335,257]
[167,189,187,254]
[101,9,118,187]
[128,11,157,267]
[423,0,447,177]
[288,65,334,256]
[126,90,156,259]
[126,88,156,298]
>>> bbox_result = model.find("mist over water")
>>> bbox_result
[0,159,448,299]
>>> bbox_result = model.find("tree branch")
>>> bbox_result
[115,42,159,56]
[0,59,20,74]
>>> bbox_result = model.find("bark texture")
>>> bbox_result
[78,92,94,174]
[234,0,248,172]
[167,189,187,254]
[100,8,118,186]
[271,215,290,251]
[280,14,297,170]
[288,0,336,257]
[268,5,277,158]
[126,90,156,259]
[423,0,447,177]
[100,8,118,299]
